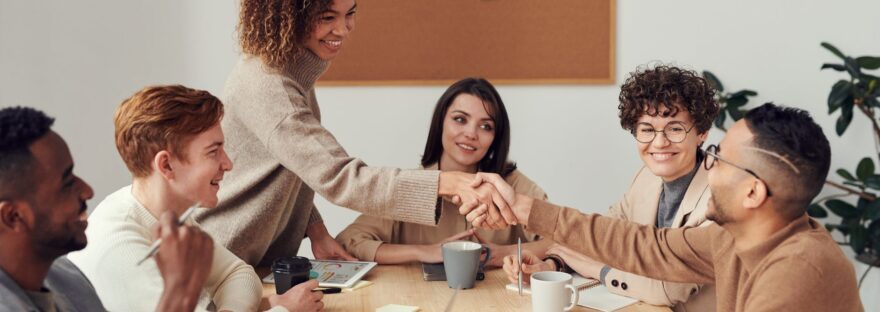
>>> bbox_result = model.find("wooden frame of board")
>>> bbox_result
[318,0,616,86]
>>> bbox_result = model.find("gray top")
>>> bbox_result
[656,157,702,228]
[0,257,105,312]
[24,289,56,312]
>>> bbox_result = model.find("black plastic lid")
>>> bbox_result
[272,256,312,273]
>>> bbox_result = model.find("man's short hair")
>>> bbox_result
[618,64,719,134]
[744,103,831,219]
[114,85,224,178]
[0,107,55,200]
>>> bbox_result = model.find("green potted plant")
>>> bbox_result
[806,42,880,288]
[702,71,758,131]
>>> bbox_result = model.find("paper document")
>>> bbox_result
[576,285,638,312]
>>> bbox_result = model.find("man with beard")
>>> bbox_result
[0,106,214,311]
[468,103,863,311]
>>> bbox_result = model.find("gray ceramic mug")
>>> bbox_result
[441,241,491,289]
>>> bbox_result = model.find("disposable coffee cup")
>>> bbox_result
[272,256,312,294]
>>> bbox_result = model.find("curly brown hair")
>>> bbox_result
[238,0,332,69]
[618,65,719,134]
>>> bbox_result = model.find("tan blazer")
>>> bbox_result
[604,165,716,312]
[336,166,548,262]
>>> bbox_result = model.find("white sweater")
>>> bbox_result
[68,186,265,311]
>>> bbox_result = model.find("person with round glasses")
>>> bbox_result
[502,65,720,311]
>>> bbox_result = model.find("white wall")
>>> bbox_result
[2,0,878,308]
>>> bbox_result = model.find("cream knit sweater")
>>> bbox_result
[195,50,441,266]
[68,186,266,312]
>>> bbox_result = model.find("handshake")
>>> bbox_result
[440,172,534,230]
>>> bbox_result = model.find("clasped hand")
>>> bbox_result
[449,172,523,230]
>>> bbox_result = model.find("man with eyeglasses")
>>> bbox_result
[501,65,719,311]
[472,103,863,311]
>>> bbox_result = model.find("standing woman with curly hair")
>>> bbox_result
[501,65,721,312]
[195,0,513,278]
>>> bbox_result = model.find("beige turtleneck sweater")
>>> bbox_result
[526,200,863,312]
[195,50,442,266]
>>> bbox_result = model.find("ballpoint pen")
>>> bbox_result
[136,205,198,266]
[517,237,523,296]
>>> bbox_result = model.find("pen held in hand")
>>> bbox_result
[517,237,523,296]
[136,205,199,266]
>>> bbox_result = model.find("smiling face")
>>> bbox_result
[166,123,232,209]
[635,105,707,181]
[438,93,497,173]
[27,131,94,257]
[304,0,357,60]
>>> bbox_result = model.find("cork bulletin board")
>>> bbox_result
[318,0,616,85]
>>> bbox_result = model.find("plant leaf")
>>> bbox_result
[866,199,880,221]
[868,220,880,246]
[729,89,758,98]
[808,204,828,218]
[828,80,852,113]
[729,109,746,121]
[844,57,862,79]
[825,223,836,233]
[726,95,748,108]
[835,102,854,136]
[703,71,724,92]
[865,174,880,190]
[821,42,846,60]
[714,111,727,130]
[822,63,847,71]
[850,226,867,254]
[837,222,852,235]
[826,199,860,218]
[857,56,880,70]
[866,97,880,109]
[837,169,857,181]
[857,157,876,181]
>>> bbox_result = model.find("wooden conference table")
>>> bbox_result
[259,264,672,312]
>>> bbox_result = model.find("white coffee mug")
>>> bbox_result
[530,271,579,312]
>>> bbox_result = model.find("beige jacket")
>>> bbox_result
[604,166,715,312]
[336,166,548,261]
[526,201,863,312]
[195,51,441,266]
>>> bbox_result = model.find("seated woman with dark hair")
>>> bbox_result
[336,77,551,267]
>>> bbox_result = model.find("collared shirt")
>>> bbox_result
[0,257,106,312]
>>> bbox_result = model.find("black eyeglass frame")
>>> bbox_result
[631,122,696,144]
[704,144,773,197]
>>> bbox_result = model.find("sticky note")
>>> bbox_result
[343,280,373,292]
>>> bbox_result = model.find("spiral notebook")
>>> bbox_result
[505,273,637,312]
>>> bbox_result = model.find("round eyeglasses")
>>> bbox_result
[632,121,695,143]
